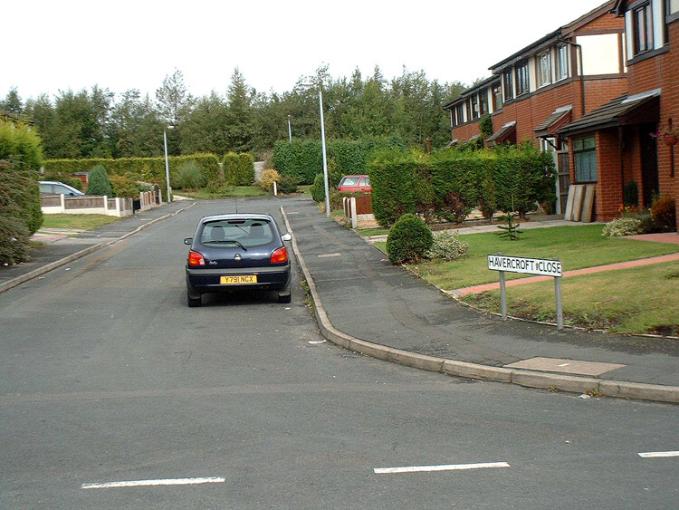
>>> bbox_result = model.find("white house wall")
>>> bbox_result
[577,34,620,75]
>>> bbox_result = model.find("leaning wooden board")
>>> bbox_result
[581,184,596,223]
[572,185,584,222]
[564,185,576,221]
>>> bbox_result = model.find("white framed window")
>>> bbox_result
[516,61,530,96]
[537,51,552,88]
[556,45,569,81]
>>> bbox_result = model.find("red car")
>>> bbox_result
[337,175,372,193]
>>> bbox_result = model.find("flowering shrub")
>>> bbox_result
[426,231,469,261]
[257,169,280,191]
[602,217,642,238]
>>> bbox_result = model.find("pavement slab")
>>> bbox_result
[284,197,679,388]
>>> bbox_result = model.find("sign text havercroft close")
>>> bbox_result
[487,255,562,277]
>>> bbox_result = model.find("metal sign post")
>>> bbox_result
[487,254,564,330]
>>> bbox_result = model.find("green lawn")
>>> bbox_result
[380,225,679,290]
[41,214,120,231]
[181,186,267,199]
[463,261,679,335]
[358,227,390,237]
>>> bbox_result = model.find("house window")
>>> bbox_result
[574,136,597,182]
[556,44,569,81]
[479,90,489,115]
[537,51,552,88]
[503,70,514,101]
[455,103,465,125]
[492,82,503,111]
[632,2,653,55]
[470,95,480,120]
[670,0,679,16]
[516,61,530,96]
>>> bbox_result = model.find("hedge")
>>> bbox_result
[368,145,555,227]
[0,121,43,237]
[223,152,255,186]
[272,137,404,185]
[44,153,222,198]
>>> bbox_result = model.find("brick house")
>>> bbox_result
[444,1,628,214]
[559,0,678,227]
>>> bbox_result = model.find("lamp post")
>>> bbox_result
[163,125,174,202]
[301,81,331,217]
[287,114,292,143]
[317,88,330,217]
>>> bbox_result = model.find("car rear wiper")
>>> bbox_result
[203,240,248,251]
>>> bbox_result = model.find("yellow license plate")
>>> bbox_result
[220,275,258,285]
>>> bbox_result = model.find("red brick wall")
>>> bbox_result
[451,122,481,142]
[625,20,679,228]
[595,129,624,220]
[451,76,628,146]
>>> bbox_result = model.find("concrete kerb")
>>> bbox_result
[281,206,679,405]
[0,202,197,295]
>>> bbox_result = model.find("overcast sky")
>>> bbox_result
[3,0,608,100]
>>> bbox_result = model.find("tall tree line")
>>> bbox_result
[0,66,465,159]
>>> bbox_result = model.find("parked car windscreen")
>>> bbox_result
[339,177,359,187]
[199,219,275,248]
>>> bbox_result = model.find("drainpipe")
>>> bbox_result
[558,39,586,117]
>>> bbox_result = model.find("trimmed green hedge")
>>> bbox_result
[223,152,255,186]
[368,145,555,227]
[0,121,43,239]
[44,153,222,198]
[272,137,404,185]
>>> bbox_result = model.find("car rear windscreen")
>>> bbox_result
[200,219,275,248]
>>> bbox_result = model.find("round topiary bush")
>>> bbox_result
[387,213,433,264]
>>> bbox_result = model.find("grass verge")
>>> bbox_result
[41,214,120,231]
[181,186,267,199]
[411,225,679,290]
[358,227,390,237]
[463,261,679,335]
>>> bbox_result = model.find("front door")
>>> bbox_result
[640,124,659,208]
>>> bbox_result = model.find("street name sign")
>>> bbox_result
[487,254,564,329]
[487,255,562,277]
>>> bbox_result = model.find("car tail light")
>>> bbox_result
[187,250,206,267]
[270,246,288,264]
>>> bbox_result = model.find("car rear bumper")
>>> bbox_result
[186,265,290,294]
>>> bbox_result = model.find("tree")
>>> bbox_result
[86,164,113,196]
[226,68,255,152]
[156,69,190,155]
[0,87,23,116]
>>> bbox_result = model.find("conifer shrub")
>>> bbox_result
[174,160,206,190]
[236,153,255,185]
[310,173,326,203]
[386,213,433,264]
[86,165,113,196]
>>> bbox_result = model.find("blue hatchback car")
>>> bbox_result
[184,214,292,307]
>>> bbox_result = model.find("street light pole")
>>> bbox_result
[163,127,172,203]
[287,114,292,143]
[318,88,330,217]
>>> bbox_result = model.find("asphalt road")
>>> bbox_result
[1,197,677,509]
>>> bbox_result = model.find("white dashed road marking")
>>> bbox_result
[373,462,510,474]
[318,253,341,258]
[638,451,679,459]
[81,477,225,489]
